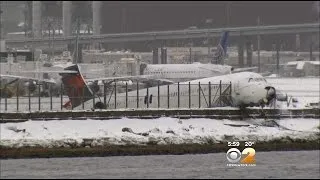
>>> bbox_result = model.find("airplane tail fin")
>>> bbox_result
[59,64,93,108]
[213,31,229,64]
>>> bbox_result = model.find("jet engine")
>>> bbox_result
[265,86,277,105]
[24,81,37,93]
[94,101,106,109]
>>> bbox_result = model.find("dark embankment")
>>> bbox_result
[1,139,319,159]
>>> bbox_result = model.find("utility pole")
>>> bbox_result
[0,1,5,53]
[121,5,126,49]
[23,2,28,38]
[276,42,280,77]
[257,16,261,73]
[226,2,231,27]
[51,18,55,58]
[48,19,52,52]
[0,1,3,40]
[205,18,213,58]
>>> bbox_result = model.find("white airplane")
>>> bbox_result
[139,31,258,84]
[59,64,277,110]
[140,62,232,83]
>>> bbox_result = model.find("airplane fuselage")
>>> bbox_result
[141,63,233,83]
[72,72,274,110]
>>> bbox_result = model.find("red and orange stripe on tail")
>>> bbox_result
[59,64,94,109]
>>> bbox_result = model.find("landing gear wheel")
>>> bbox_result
[94,102,106,109]
[40,91,49,97]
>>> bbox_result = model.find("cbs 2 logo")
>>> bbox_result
[226,147,256,164]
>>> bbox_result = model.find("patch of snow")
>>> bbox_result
[1,117,319,148]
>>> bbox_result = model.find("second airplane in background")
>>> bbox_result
[139,31,257,84]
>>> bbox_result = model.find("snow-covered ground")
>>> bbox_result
[266,77,319,107]
[0,117,319,148]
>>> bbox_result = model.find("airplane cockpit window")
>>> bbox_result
[249,78,268,82]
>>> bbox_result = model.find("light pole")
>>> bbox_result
[205,18,213,57]
[0,1,3,41]
[23,3,28,38]
[51,18,56,58]
[74,16,80,64]
[257,16,261,73]
[48,19,52,52]
[226,2,231,27]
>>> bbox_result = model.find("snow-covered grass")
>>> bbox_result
[266,77,319,107]
[1,117,319,148]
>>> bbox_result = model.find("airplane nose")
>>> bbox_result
[264,86,276,104]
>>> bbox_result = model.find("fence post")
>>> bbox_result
[16,84,19,112]
[167,84,170,109]
[60,83,63,110]
[125,82,128,108]
[198,82,201,108]
[219,80,222,107]
[50,84,53,111]
[209,82,211,108]
[5,95,7,111]
[82,86,85,110]
[147,87,149,108]
[28,86,31,111]
[230,81,232,105]
[188,82,191,108]
[114,81,117,109]
[178,82,180,108]
[157,81,160,108]
[71,87,74,110]
[103,82,107,106]
[136,81,139,108]
[93,87,95,109]
[38,84,41,111]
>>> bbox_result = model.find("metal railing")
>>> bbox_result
[0,81,233,112]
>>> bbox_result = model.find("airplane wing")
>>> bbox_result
[232,67,258,73]
[10,70,78,74]
[137,78,175,87]
[85,75,155,82]
[86,75,175,86]
[149,78,174,84]
[0,74,56,84]
[198,67,229,74]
